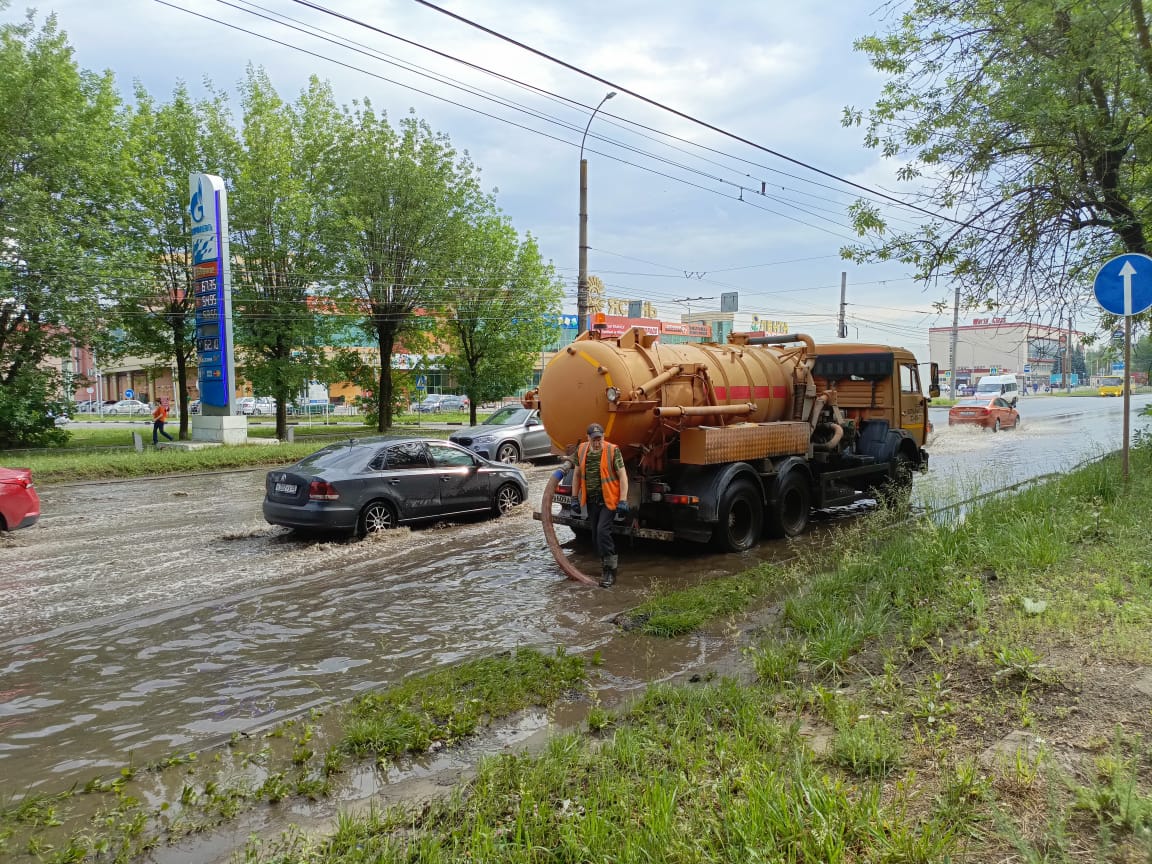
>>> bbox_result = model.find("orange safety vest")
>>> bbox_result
[577,440,622,510]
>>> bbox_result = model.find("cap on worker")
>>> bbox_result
[586,423,604,438]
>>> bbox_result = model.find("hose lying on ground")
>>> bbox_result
[540,468,598,587]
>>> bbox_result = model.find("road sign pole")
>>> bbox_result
[1123,314,1132,482]
[1094,253,1152,483]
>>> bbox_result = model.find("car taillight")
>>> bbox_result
[308,480,340,501]
[665,494,699,506]
[556,484,572,495]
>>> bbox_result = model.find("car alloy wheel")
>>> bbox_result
[495,484,523,515]
[359,500,396,535]
[496,442,520,463]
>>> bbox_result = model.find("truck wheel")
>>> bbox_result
[712,480,764,552]
[764,470,811,539]
[873,451,915,505]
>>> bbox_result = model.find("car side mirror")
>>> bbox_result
[526,418,540,427]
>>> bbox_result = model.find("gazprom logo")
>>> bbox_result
[190,177,204,223]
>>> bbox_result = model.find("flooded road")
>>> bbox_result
[2,394,1150,796]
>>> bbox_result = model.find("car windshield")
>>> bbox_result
[484,406,531,425]
[975,384,1001,393]
[1100,377,1123,386]
[294,445,368,470]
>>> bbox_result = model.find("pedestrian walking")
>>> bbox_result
[152,399,174,445]
[570,422,629,588]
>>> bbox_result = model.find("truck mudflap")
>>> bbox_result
[532,508,677,542]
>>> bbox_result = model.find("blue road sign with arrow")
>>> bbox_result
[1093,253,1152,316]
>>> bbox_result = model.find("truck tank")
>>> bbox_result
[536,328,815,459]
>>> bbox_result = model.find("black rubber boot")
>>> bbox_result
[599,555,617,588]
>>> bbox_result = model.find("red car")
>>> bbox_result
[0,467,41,531]
[947,397,1020,432]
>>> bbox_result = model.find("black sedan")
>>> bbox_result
[262,437,527,537]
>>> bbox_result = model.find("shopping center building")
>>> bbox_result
[928,317,1083,393]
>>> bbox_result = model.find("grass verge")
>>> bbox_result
[0,648,584,863]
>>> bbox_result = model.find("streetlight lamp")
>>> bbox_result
[577,91,616,333]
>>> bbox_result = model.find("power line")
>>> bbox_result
[398,0,979,229]
[154,0,869,245]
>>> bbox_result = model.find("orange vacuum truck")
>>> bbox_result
[526,326,939,585]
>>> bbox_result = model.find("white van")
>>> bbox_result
[975,374,1020,407]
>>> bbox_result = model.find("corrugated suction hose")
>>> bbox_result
[541,468,598,586]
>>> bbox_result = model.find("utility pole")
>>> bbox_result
[838,272,848,338]
[948,283,960,397]
[1066,313,1074,393]
[577,91,616,334]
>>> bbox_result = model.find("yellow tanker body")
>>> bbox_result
[530,326,938,563]
[537,327,813,462]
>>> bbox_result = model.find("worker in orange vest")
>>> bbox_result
[571,422,629,587]
[151,399,174,445]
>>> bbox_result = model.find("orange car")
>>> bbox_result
[947,396,1020,432]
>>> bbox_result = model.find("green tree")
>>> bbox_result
[0,9,125,446]
[1133,334,1152,378]
[230,70,336,439]
[1072,344,1087,378]
[443,217,562,425]
[329,107,488,431]
[115,83,238,439]
[844,1,1152,319]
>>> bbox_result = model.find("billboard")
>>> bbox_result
[189,174,235,413]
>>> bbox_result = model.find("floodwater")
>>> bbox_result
[1,394,1149,796]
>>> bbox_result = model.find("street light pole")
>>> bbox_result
[577,91,616,334]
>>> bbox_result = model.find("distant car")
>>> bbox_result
[0,467,40,531]
[105,399,151,416]
[450,406,551,463]
[235,396,277,415]
[262,437,527,537]
[438,394,470,412]
[948,396,1020,432]
[1098,377,1125,397]
[412,394,446,414]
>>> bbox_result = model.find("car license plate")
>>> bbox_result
[275,482,297,494]
[552,494,575,505]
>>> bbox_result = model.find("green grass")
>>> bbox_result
[618,562,790,636]
[0,649,585,863]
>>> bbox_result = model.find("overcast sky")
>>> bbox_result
[20,0,995,360]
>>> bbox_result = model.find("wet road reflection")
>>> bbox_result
[1,395,1149,794]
